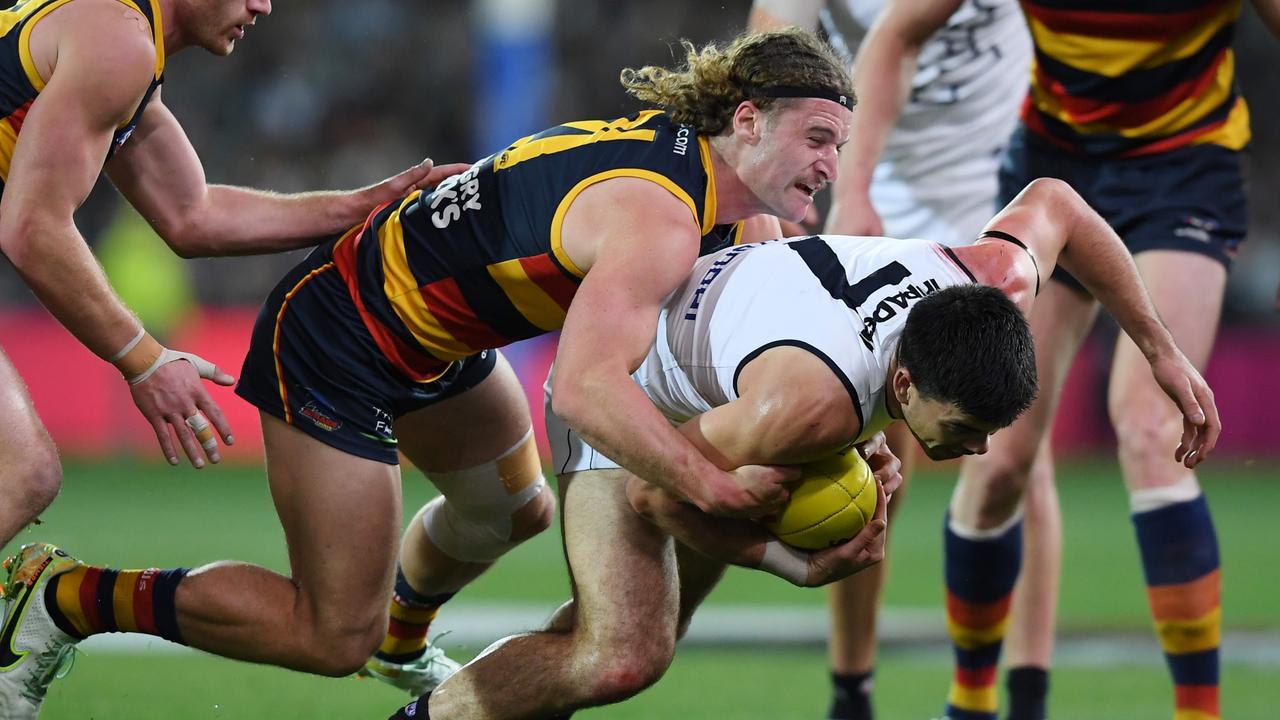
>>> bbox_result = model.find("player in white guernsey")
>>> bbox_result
[418,179,1219,720]
[749,3,1033,716]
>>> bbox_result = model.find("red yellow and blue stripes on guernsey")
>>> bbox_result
[1019,0,1250,157]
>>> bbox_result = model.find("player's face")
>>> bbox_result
[901,396,998,461]
[188,0,271,56]
[740,98,851,222]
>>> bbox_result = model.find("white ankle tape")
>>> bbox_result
[948,504,1025,541]
[1129,475,1201,514]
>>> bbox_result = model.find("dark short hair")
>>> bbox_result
[898,284,1037,428]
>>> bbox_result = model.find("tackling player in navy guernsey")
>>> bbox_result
[2,27,863,714]
[404,175,1220,719]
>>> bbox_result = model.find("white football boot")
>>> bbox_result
[0,544,82,720]
[359,638,461,697]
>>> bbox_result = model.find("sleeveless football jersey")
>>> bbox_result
[331,110,743,382]
[1019,0,1250,156]
[0,0,165,191]
[632,235,974,441]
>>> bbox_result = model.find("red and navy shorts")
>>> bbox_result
[999,125,1247,292]
[235,244,496,465]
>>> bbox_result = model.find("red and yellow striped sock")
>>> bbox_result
[1133,494,1220,720]
[44,565,188,644]
[375,568,455,664]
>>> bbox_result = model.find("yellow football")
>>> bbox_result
[763,448,878,550]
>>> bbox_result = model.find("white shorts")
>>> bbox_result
[543,376,624,476]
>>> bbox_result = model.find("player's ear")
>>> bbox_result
[891,367,913,407]
[731,100,765,146]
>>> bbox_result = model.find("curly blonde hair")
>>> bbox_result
[620,28,854,135]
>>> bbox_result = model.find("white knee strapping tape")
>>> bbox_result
[422,429,546,563]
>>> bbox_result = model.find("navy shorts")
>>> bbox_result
[235,245,497,465]
[998,125,1247,292]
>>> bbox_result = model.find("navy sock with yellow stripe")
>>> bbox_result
[942,513,1021,720]
[43,566,188,644]
[1133,494,1220,720]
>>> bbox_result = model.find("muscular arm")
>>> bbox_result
[626,348,888,586]
[0,7,158,360]
[826,0,962,235]
[0,4,234,467]
[106,95,449,257]
[551,179,792,517]
[975,178,1221,465]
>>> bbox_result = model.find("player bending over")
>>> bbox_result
[394,177,1218,720]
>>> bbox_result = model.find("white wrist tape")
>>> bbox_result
[128,347,220,386]
[759,540,809,586]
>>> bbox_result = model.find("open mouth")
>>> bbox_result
[794,180,824,198]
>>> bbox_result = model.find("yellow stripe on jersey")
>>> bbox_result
[548,168,700,279]
[1030,51,1235,138]
[378,192,474,360]
[1155,607,1222,655]
[487,258,567,332]
[946,683,998,714]
[0,114,18,180]
[1025,1,1236,78]
[560,110,662,135]
[1191,95,1251,150]
[496,111,664,172]
[697,135,717,234]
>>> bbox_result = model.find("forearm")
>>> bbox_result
[1056,193,1177,359]
[1,217,141,359]
[175,184,377,256]
[554,369,726,509]
[837,29,920,197]
[626,479,770,568]
[748,0,824,30]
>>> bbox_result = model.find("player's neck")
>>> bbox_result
[705,135,766,223]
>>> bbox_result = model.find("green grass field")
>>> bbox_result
[7,457,1277,719]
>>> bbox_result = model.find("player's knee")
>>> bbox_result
[1110,401,1180,470]
[303,611,388,676]
[5,440,61,519]
[423,430,548,563]
[582,637,674,703]
[507,484,556,544]
[967,456,1032,528]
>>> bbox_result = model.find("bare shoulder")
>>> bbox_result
[953,240,1036,310]
[735,345,862,463]
[34,0,156,89]
[560,175,702,272]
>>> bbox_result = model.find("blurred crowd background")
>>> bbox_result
[1,0,1277,457]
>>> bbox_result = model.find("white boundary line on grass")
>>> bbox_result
[80,603,1280,667]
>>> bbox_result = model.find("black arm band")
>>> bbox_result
[979,230,1041,296]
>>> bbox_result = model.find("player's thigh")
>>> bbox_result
[1108,252,1225,486]
[561,469,679,647]
[0,347,57,469]
[263,413,402,618]
[956,282,1097,515]
[395,351,531,474]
